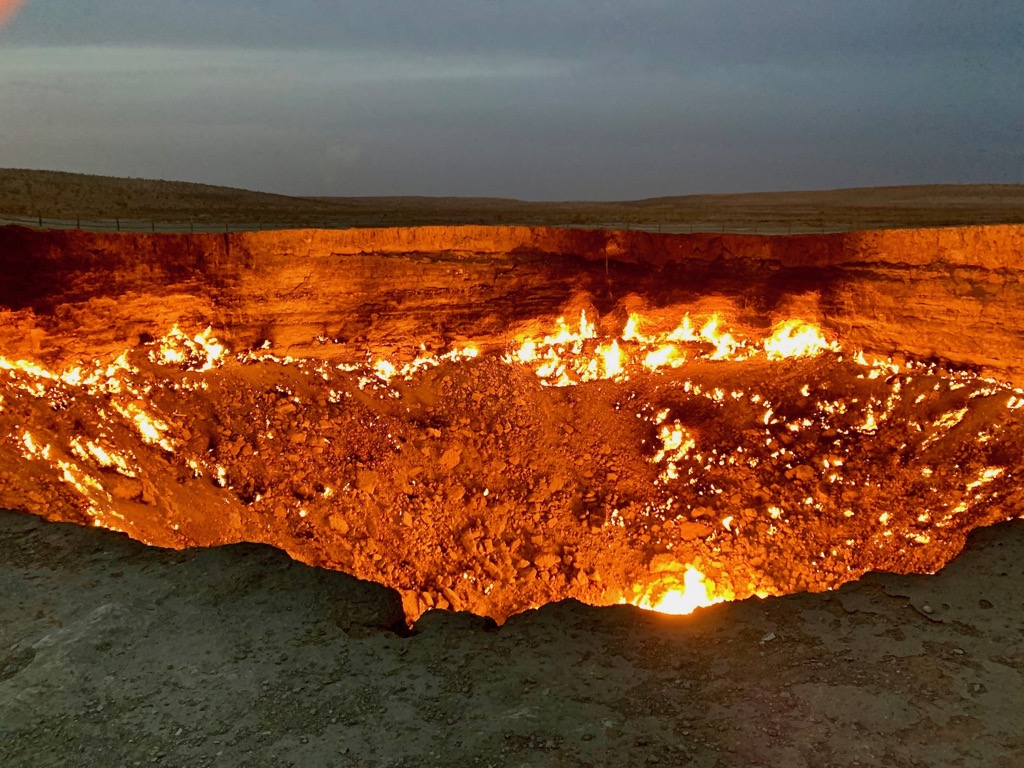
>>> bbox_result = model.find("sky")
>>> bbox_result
[0,1,1021,199]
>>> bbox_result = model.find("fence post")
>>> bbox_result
[38,213,42,227]
[116,218,120,232]
[151,220,155,233]
[76,216,80,230]
[190,219,194,233]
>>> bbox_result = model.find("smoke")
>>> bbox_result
[0,0,25,29]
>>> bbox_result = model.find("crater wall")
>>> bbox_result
[2,224,1022,381]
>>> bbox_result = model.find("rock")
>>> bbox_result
[438,447,462,470]
[533,553,561,570]
[138,479,157,505]
[108,477,142,501]
[786,465,816,482]
[674,522,714,540]
[356,470,379,494]
[459,531,478,554]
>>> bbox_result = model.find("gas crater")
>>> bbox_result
[2,223,1023,625]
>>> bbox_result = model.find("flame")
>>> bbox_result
[151,325,227,371]
[597,339,622,378]
[506,312,835,386]
[651,420,696,483]
[763,320,838,360]
[699,317,739,360]
[635,567,727,615]
[368,344,480,385]
[111,401,176,453]
[20,431,50,460]
[666,314,741,359]
[69,437,137,477]
[643,344,679,370]
[614,315,638,342]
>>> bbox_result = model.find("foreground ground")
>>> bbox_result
[1,509,1021,768]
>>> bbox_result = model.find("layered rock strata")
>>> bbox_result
[1,224,1023,382]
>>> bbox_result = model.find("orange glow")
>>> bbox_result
[0,0,25,28]
[1,316,1016,625]
[152,325,227,371]
[506,312,835,385]
[634,567,728,615]
[597,339,622,378]
[763,319,838,360]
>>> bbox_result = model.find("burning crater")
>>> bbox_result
[2,224,1023,624]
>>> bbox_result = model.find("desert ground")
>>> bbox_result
[2,510,1022,768]
[1,171,1023,767]
[2,168,1024,232]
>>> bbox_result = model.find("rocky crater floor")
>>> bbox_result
[1,509,1022,768]
[2,321,1023,624]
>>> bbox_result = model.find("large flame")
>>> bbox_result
[763,319,839,360]
[634,567,729,615]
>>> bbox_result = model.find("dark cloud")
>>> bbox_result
[0,1,1020,197]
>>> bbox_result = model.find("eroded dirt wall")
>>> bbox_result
[2,224,1023,380]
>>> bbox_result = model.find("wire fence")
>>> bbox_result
[4,212,1013,235]
[0,212,903,236]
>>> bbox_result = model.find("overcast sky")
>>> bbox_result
[1,1,1021,199]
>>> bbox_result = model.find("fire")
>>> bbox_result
[763,320,838,360]
[634,567,727,615]
[110,401,176,453]
[69,438,137,477]
[699,317,739,360]
[20,431,50,460]
[367,344,480,385]
[597,339,623,378]
[506,312,835,386]
[151,325,227,371]
[621,314,644,342]
[643,345,678,371]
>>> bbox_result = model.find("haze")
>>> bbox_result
[1,1,1021,199]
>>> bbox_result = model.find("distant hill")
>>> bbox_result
[2,168,1023,231]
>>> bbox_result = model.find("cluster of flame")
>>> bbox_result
[5,312,967,618]
[503,311,838,387]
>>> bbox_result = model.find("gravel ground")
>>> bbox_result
[1,509,1022,768]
